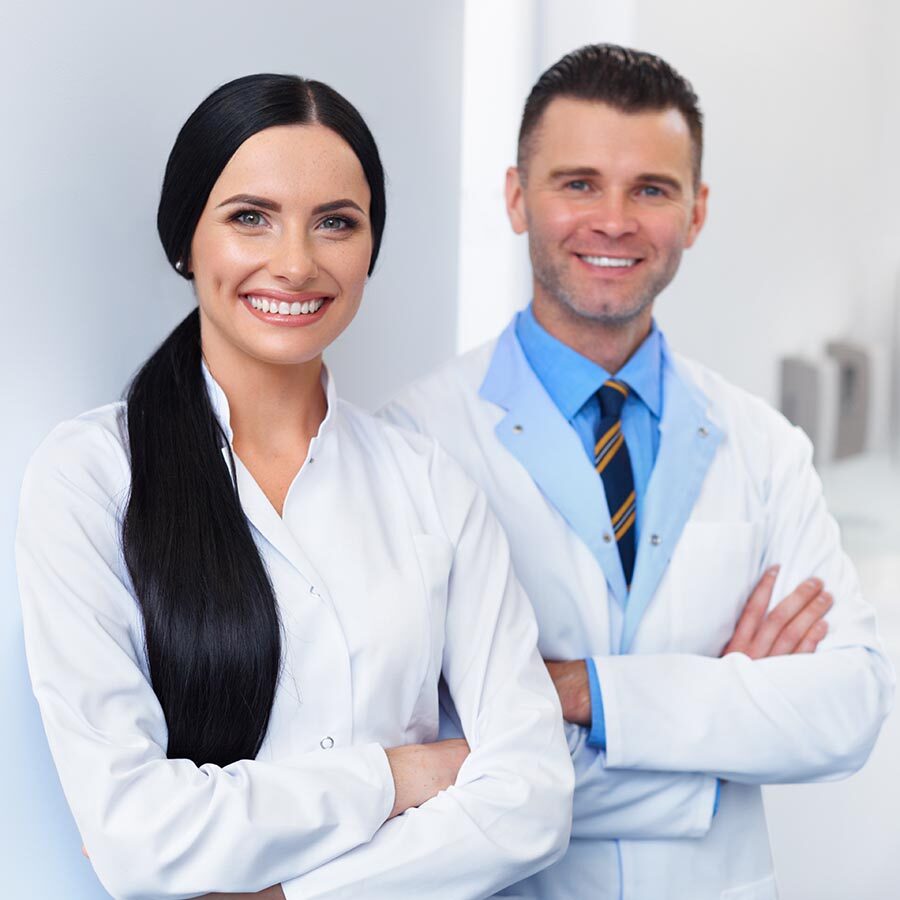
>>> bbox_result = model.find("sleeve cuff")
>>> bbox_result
[585,657,606,749]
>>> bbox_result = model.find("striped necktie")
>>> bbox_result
[594,379,637,588]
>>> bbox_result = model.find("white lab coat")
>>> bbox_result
[381,324,895,900]
[16,363,573,900]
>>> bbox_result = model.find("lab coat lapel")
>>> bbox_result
[619,344,722,653]
[220,448,325,592]
[480,323,629,603]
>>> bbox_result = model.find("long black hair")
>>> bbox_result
[123,75,386,768]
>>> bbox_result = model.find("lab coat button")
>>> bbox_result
[602,532,612,543]
[512,424,524,434]
[698,426,709,437]
[320,736,334,749]
[650,534,661,546]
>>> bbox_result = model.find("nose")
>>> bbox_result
[587,191,638,239]
[269,228,319,286]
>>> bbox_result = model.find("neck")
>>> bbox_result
[200,318,327,456]
[532,295,653,374]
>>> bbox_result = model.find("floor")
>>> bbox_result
[765,452,900,899]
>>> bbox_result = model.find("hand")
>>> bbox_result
[545,659,591,726]
[199,887,286,899]
[721,566,832,659]
[385,738,470,818]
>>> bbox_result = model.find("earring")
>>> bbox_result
[175,259,184,272]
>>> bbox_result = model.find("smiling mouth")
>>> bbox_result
[242,294,330,317]
[577,255,641,268]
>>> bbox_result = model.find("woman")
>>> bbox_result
[16,74,572,900]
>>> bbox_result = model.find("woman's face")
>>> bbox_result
[189,123,373,368]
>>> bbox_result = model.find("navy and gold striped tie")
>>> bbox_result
[594,379,637,588]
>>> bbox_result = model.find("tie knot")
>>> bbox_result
[598,379,629,418]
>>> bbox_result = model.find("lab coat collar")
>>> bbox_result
[480,319,631,602]
[200,358,337,594]
[480,320,723,636]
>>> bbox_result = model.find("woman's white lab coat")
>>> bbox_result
[15,364,573,900]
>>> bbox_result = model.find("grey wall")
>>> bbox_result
[0,2,463,895]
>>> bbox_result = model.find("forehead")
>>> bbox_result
[208,123,370,207]
[528,97,694,180]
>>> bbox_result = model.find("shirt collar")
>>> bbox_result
[515,303,662,420]
[200,358,338,450]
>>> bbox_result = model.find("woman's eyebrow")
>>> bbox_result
[312,199,365,215]
[217,193,281,211]
[215,195,365,216]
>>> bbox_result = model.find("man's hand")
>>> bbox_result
[385,738,470,818]
[721,566,832,659]
[545,660,591,726]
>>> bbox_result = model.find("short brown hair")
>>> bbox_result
[518,44,704,186]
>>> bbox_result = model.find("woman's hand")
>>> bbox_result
[385,738,470,818]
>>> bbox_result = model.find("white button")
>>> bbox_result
[650,534,661,546]
[512,424,524,434]
[603,533,612,543]
[320,736,334,749]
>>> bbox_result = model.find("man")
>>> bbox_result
[382,45,894,899]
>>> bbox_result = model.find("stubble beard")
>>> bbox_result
[530,240,682,329]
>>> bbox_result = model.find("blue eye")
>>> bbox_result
[566,180,590,192]
[233,209,266,227]
[639,185,665,197]
[319,215,358,232]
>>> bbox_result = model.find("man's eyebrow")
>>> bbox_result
[216,194,281,211]
[636,173,683,191]
[547,166,601,180]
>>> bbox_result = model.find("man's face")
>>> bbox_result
[506,98,708,328]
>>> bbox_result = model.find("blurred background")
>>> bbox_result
[1,1,897,896]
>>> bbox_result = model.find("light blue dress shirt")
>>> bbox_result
[514,306,721,812]
[515,306,663,749]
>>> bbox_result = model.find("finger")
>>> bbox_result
[769,592,833,656]
[722,565,780,656]
[749,576,824,658]
[794,620,829,654]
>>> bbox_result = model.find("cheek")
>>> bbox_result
[191,231,266,288]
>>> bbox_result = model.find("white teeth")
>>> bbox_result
[581,255,638,268]
[246,296,327,316]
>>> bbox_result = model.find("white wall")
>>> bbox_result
[0,2,464,895]
[635,0,896,408]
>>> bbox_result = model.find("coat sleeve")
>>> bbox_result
[593,423,895,783]
[16,420,396,900]
[280,448,574,899]
[566,724,717,839]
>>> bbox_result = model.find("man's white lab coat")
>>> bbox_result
[381,321,894,900]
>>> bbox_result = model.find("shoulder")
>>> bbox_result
[337,398,481,536]
[672,352,813,476]
[21,401,131,513]
[380,339,498,433]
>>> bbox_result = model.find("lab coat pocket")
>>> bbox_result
[409,534,454,739]
[721,873,778,899]
[670,521,765,656]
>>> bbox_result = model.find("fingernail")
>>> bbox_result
[817,592,833,606]
[805,577,823,588]
[767,565,781,577]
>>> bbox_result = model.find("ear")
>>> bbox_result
[684,182,709,248]
[505,166,528,235]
